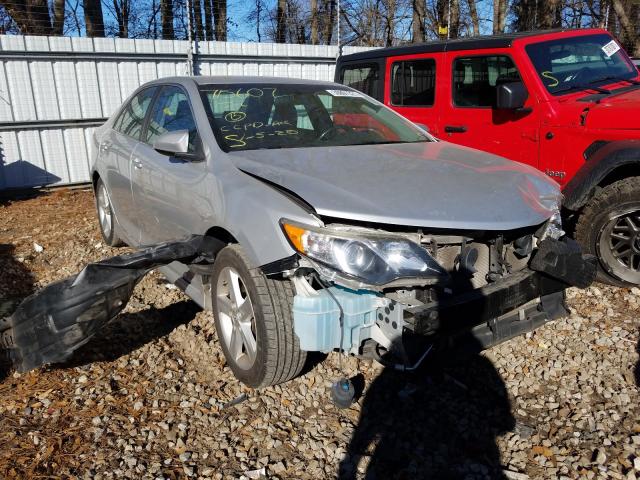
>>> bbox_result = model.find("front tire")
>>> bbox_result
[211,245,306,388]
[95,178,124,247]
[575,177,640,286]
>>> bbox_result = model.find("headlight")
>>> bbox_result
[281,220,448,286]
[539,194,564,240]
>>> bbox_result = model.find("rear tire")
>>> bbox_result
[575,177,640,286]
[95,178,124,247]
[211,245,306,388]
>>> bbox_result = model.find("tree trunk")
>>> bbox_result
[612,0,640,56]
[192,0,204,40]
[468,0,479,35]
[385,0,396,46]
[214,0,227,41]
[449,0,460,38]
[0,0,52,35]
[310,0,319,44]
[115,0,130,37]
[276,0,286,42]
[323,0,335,44]
[204,0,213,41]
[412,0,425,42]
[493,0,507,34]
[53,0,66,35]
[161,0,174,39]
[84,0,105,37]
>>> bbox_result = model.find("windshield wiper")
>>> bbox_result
[554,83,611,94]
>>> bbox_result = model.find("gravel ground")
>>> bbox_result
[0,188,639,480]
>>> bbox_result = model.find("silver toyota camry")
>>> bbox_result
[91,76,594,388]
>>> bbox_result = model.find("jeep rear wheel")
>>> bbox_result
[211,245,306,388]
[575,177,640,286]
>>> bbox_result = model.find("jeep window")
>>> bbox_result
[113,87,157,140]
[391,59,436,106]
[452,56,520,108]
[201,84,430,152]
[340,65,379,98]
[526,33,637,95]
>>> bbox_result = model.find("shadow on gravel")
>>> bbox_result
[0,243,36,382]
[61,299,200,367]
[339,339,515,480]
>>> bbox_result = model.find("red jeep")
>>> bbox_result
[336,29,640,286]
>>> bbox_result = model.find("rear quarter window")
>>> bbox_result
[340,65,379,98]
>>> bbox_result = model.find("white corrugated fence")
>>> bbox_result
[0,34,372,191]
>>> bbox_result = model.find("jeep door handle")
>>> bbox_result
[444,125,467,133]
[132,157,143,170]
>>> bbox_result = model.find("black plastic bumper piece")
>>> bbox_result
[407,237,595,340]
[0,235,223,372]
[530,237,597,289]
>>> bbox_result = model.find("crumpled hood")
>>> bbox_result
[230,141,560,231]
[583,88,640,130]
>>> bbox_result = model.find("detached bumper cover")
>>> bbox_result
[407,237,596,339]
[0,236,222,372]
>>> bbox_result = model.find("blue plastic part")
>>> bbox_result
[292,285,381,353]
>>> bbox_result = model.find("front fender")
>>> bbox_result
[563,139,640,211]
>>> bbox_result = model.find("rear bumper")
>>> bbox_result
[406,237,597,346]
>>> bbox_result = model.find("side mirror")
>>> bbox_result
[496,81,529,110]
[153,130,190,156]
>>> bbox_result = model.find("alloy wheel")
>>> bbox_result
[216,267,258,370]
[598,207,640,284]
[97,183,112,239]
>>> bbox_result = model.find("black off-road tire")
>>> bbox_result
[94,178,124,247]
[211,245,306,388]
[575,177,640,286]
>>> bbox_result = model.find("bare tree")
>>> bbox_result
[204,0,213,40]
[161,0,174,39]
[468,0,479,35]
[0,0,54,35]
[412,0,426,42]
[84,0,105,36]
[322,0,336,44]
[214,0,227,40]
[492,0,507,34]
[310,0,319,44]
[612,0,640,56]
[192,0,204,40]
[111,0,130,37]
[276,0,286,42]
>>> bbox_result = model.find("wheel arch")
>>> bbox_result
[563,140,640,211]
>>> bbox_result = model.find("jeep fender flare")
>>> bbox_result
[562,139,640,211]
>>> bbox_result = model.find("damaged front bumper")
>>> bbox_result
[291,237,597,355]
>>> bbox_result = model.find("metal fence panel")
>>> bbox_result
[0,34,375,191]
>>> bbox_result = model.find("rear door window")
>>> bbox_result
[452,55,520,107]
[340,65,379,98]
[114,87,157,140]
[391,59,436,106]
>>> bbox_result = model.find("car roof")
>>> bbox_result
[337,28,606,62]
[146,76,339,88]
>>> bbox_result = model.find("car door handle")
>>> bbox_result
[132,157,143,170]
[99,141,112,152]
[444,125,467,133]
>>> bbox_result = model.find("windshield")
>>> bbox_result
[200,84,431,151]
[526,34,637,95]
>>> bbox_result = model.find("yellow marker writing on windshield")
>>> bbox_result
[542,71,559,87]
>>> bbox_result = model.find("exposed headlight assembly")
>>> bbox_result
[539,194,564,240]
[281,220,448,286]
